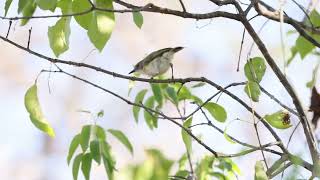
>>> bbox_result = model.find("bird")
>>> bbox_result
[128,47,184,78]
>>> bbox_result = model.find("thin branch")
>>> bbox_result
[254,120,269,169]
[0,34,289,155]
[237,28,246,71]
[259,85,298,116]
[241,13,319,174]
[27,27,32,49]
[178,0,187,12]
[42,68,220,157]
[6,20,12,38]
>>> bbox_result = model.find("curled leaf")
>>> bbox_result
[24,84,55,137]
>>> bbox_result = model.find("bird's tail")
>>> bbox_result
[172,46,184,53]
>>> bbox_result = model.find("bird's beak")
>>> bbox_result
[128,69,135,74]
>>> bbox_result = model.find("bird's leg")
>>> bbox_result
[170,63,174,80]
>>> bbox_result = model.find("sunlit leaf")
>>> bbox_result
[133,89,148,123]
[181,118,192,152]
[108,129,133,155]
[24,84,55,137]
[36,0,57,11]
[57,0,72,14]
[254,161,268,180]
[72,0,93,30]
[68,134,81,165]
[90,140,101,164]
[87,0,115,51]
[203,102,227,122]
[244,57,266,83]
[72,153,83,180]
[264,110,292,129]
[81,153,92,180]
[4,0,13,16]
[80,125,92,151]
[133,12,143,29]
[143,96,157,129]
[48,17,71,57]
[244,81,261,102]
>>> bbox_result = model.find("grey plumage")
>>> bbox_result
[129,47,184,75]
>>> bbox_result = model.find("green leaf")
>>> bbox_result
[90,140,101,164]
[19,0,37,26]
[67,134,81,165]
[108,129,133,155]
[102,141,116,180]
[72,153,83,180]
[133,89,148,123]
[181,118,192,152]
[296,36,315,59]
[48,17,71,57]
[254,161,268,180]
[57,0,72,14]
[145,149,174,180]
[81,153,92,180]
[203,102,227,122]
[143,96,157,129]
[264,110,292,129]
[244,57,266,83]
[175,170,189,178]
[306,62,320,88]
[72,0,93,30]
[191,82,206,88]
[94,125,106,141]
[4,0,13,16]
[24,84,55,137]
[309,10,320,27]
[133,12,143,28]
[166,87,179,105]
[286,46,298,66]
[80,125,92,151]
[178,153,188,170]
[36,0,56,11]
[195,155,215,180]
[244,81,261,102]
[18,0,28,13]
[151,83,163,107]
[223,126,236,144]
[87,0,115,51]
[288,154,303,166]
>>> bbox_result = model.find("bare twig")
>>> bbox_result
[27,27,32,49]
[178,0,187,12]
[6,20,12,38]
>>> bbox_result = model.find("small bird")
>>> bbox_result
[129,47,184,78]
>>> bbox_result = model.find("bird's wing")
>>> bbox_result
[142,47,172,65]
